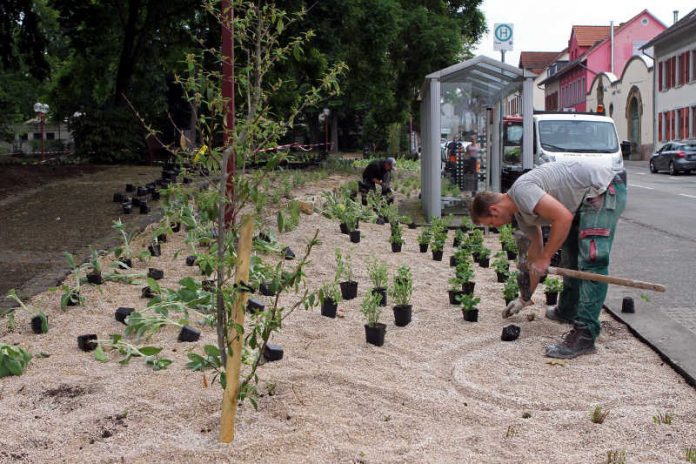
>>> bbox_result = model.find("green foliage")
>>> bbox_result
[0,343,32,377]
[390,266,413,306]
[56,252,84,309]
[417,226,432,245]
[545,277,563,294]
[277,200,301,233]
[318,281,342,305]
[367,259,388,289]
[685,448,696,463]
[591,405,610,424]
[125,311,185,340]
[492,251,509,274]
[652,411,672,425]
[503,272,520,300]
[113,219,134,263]
[187,344,226,388]
[459,293,479,312]
[95,335,172,371]
[335,248,353,282]
[70,106,147,163]
[389,221,404,245]
[361,291,383,327]
[454,259,474,284]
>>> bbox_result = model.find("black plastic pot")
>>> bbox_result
[183,177,192,184]
[349,230,361,243]
[259,281,277,296]
[77,334,98,352]
[119,258,132,269]
[66,292,81,306]
[140,202,150,214]
[186,255,197,266]
[170,222,180,233]
[364,323,386,346]
[479,257,490,268]
[391,243,402,253]
[450,256,458,267]
[157,233,167,243]
[372,287,387,306]
[136,186,148,197]
[113,192,124,203]
[122,203,132,214]
[282,246,295,260]
[545,291,559,305]
[148,268,164,280]
[448,289,463,305]
[125,184,135,193]
[339,223,349,234]
[340,281,358,300]
[393,305,412,327]
[501,324,521,341]
[247,297,265,314]
[320,298,338,318]
[496,271,507,283]
[263,343,284,362]
[87,272,103,285]
[432,250,443,261]
[462,281,476,295]
[622,296,635,313]
[462,309,479,322]
[419,243,429,253]
[148,243,161,257]
[506,250,517,261]
[408,222,417,229]
[453,237,461,248]
[178,325,201,342]
[115,307,134,324]
[141,286,155,298]
[131,197,141,207]
[31,315,48,334]
[472,253,480,264]
[375,217,386,225]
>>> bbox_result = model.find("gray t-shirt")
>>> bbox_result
[507,161,616,235]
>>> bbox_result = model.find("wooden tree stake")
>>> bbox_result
[220,214,254,443]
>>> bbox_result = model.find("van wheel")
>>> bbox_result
[669,161,679,176]
[649,160,657,173]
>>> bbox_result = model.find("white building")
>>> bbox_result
[641,8,696,148]
[586,55,654,159]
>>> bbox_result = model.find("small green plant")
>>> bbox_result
[277,200,301,233]
[390,266,413,306]
[113,218,134,266]
[94,334,172,371]
[318,281,342,305]
[187,344,226,387]
[460,216,474,232]
[545,277,563,294]
[499,224,513,244]
[335,248,353,282]
[367,259,388,289]
[591,405,610,424]
[0,343,32,377]
[685,447,696,463]
[87,248,102,274]
[503,272,520,301]
[55,252,85,309]
[124,310,188,339]
[361,291,384,327]
[459,293,480,312]
[504,236,518,254]
[475,245,491,260]
[652,411,672,425]
[417,226,431,246]
[492,251,509,274]
[389,222,404,245]
[4,289,48,334]
[606,450,626,464]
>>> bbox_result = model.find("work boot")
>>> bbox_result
[545,306,573,324]
[545,322,596,359]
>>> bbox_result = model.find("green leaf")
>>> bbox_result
[5,358,23,375]
[139,346,163,357]
[203,344,220,357]
[94,345,108,363]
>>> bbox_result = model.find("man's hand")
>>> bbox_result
[530,255,551,276]
[502,298,533,318]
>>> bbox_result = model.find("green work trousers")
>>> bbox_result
[555,175,627,339]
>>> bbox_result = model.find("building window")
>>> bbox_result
[659,61,663,91]
[46,132,55,140]
[671,56,677,88]
[692,50,696,82]
[658,113,663,141]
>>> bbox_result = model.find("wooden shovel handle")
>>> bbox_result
[548,267,666,293]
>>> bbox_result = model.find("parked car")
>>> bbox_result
[649,140,696,175]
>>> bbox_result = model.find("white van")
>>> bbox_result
[533,112,628,182]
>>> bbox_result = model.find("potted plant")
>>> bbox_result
[456,260,476,295]
[453,229,466,248]
[389,222,405,252]
[417,227,431,253]
[5,289,48,334]
[335,249,357,300]
[318,281,342,318]
[476,246,491,268]
[503,272,520,305]
[450,245,470,268]
[504,237,518,261]
[368,259,388,306]
[390,265,413,326]
[544,277,563,305]
[492,251,510,283]
[86,248,103,285]
[345,209,360,243]
[113,219,134,268]
[361,292,386,346]
[460,293,481,322]
[448,278,464,305]
[460,216,474,232]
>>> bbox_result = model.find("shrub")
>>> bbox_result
[70,106,147,163]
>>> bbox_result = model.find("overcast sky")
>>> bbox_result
[472,0,696,66]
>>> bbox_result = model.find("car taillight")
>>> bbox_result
[677,151,686,158]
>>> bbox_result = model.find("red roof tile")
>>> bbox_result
[572,25,610,47]
[518,51,561,74]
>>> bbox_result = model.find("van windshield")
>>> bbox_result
[538,120,618,153]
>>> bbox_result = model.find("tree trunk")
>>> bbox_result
[113,0,142,105]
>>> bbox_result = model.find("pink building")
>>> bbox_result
[542,10,666,112]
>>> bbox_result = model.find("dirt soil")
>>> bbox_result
[0,164,162,310]
[1,180,696,463]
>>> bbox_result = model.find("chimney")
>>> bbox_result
[673,10,679,24]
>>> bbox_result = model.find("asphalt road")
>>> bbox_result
[606,161,696,333]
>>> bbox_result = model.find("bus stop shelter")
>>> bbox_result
[420,55,536,219]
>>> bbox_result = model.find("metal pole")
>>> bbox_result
[222,0,235,226]
[501,50,506,64]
